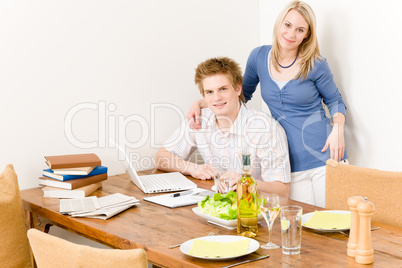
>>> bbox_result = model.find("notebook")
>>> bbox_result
[144,188,210,208]
[113,141,197,194]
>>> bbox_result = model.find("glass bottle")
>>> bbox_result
[237,153,258,237]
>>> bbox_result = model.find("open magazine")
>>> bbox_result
[59,193,139,220]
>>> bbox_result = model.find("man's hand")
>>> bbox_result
[223,172,241,191]
[190,164,215,180]
[215,171,240,193]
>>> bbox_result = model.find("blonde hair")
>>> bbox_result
[194,57,245,103]
[272,1,321,80]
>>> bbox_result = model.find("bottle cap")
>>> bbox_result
[242,153,250,165]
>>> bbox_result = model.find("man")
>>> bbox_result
[155,57,291,197]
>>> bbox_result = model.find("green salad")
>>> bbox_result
[197,191,264,220]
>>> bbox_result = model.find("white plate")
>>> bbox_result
[192,207,263,229]
[180,235,259,260]
[302,210,351,232]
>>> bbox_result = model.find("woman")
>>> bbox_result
[187,1,347,207]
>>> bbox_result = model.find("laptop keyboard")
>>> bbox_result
[141,175,176,192]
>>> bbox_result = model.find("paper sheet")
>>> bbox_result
[59,193,139,219]
[143,188,208,208]
[188,239,249,257]
[60,196,100,214]
[303,211,351,229]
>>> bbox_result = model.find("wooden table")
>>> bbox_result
[21,171,402,268]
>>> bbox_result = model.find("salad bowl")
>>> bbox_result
[193,191,264,229]
[192,207,263,229]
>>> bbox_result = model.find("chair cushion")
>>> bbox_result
[0,164,32,268]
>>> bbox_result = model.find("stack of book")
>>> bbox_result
[39,153,108,199]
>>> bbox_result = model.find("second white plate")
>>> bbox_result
[302,210,351,232]
[180,235,259,260]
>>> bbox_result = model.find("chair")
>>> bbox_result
[0,164,32,268]
[27,228,148,268]
[325,159,402,228]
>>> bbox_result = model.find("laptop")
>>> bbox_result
[113,141,197,194]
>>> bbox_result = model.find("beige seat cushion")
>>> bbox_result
[326,159,402,228]
[28,228,148,268]
[0,164,32,268]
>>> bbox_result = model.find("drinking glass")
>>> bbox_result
[281,205,303,255]
[260,193,281,249]
[213,168,232,194]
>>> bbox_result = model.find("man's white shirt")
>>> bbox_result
[163,104,291,183]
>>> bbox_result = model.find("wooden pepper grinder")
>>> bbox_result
[347,196,364,257]
[355,197,375,264]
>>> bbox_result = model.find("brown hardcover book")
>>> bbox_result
[45,153,101,169]
[39,173,107,190]
[42,182,102,199]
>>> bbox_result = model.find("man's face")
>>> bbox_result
[202,74,241,121]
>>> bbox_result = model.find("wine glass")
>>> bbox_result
[260,192,281,249]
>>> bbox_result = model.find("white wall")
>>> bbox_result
[3,0,399,250]
[0,0,261,248]
[259,0,402,171]
[0,0,261,191]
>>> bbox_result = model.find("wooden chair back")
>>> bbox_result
[27,228,148,268]
[325,159,402,228]
[0,164,32,268]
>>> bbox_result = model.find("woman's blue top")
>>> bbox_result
[243,45,347,172]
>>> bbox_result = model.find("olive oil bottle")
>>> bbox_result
[237,153,258,237]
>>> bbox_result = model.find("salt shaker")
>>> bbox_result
[347,196,364,257]
[355,197,375,264]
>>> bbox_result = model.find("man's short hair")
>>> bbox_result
[194,57,245,103]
